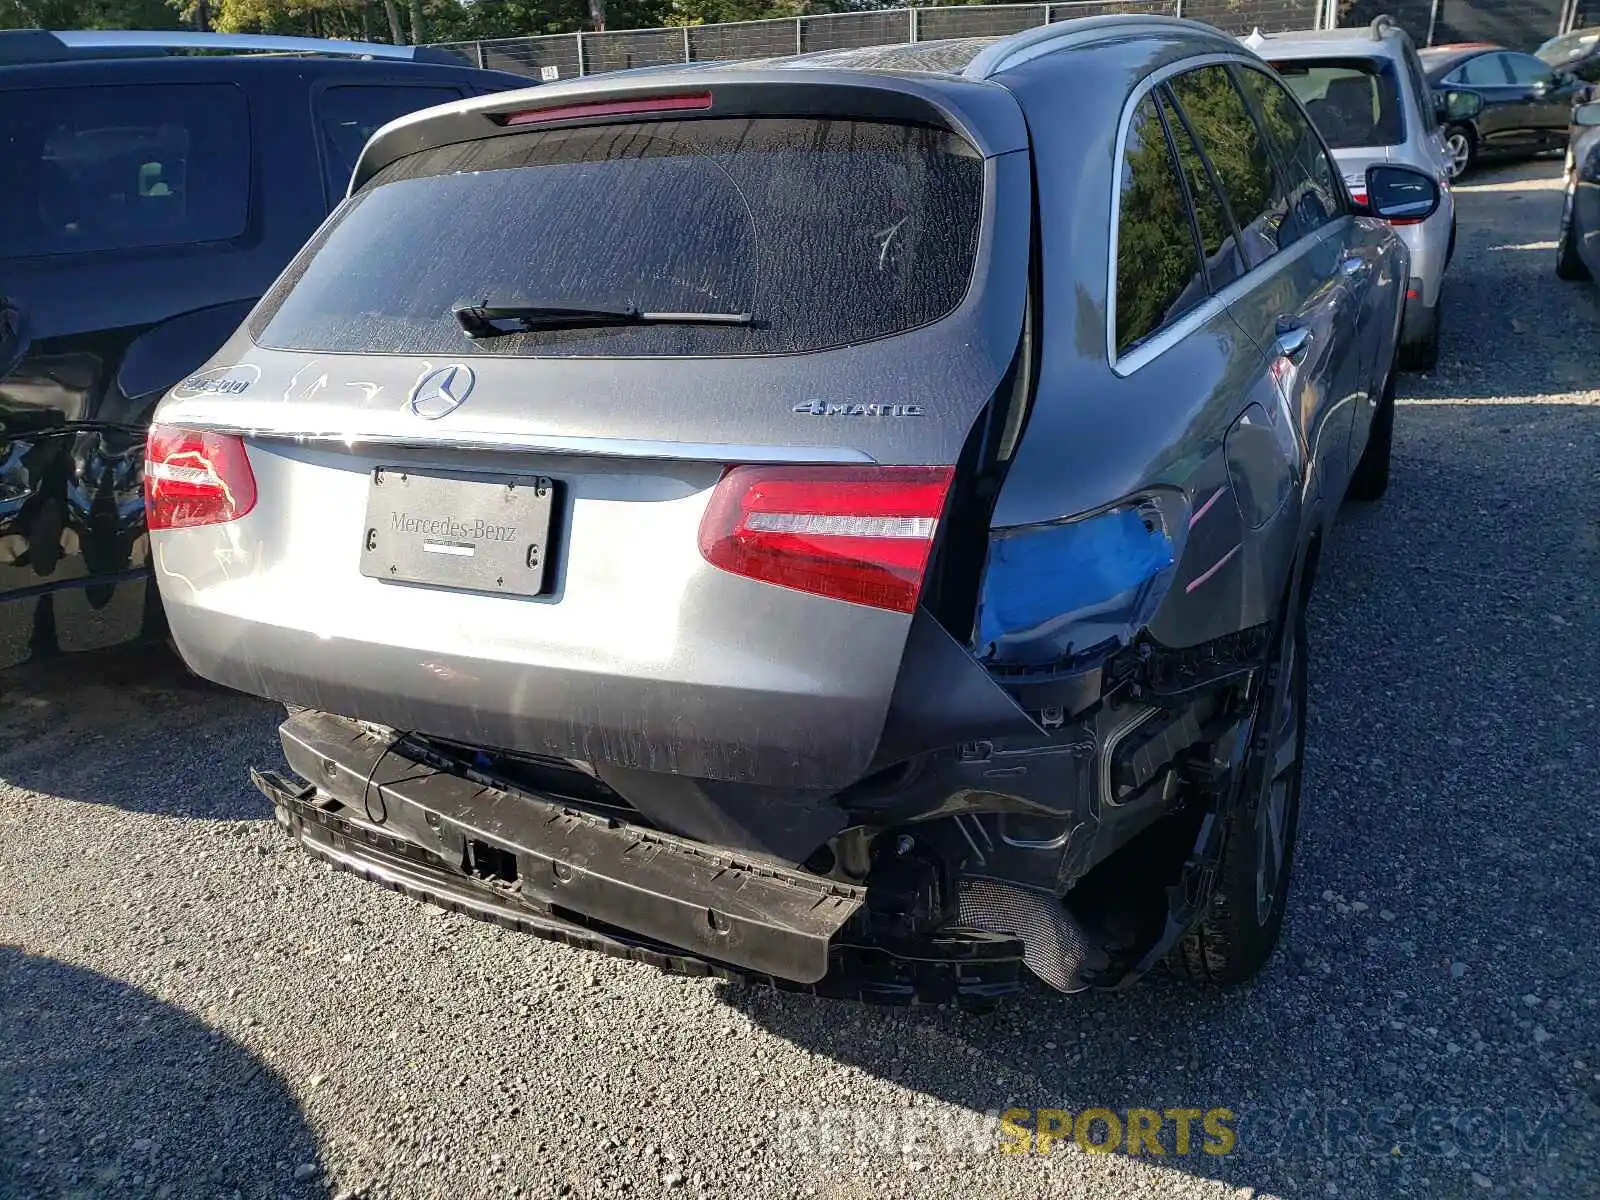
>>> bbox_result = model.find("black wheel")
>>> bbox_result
[1444,125,1476,180]
[1347,355,1396,502]
[1170,593,1306,984]
[1396,298,1439,373]
[1556,176,1591,282]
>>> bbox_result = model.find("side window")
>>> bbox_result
[1503,52,1555,87]
[1456,53,1511,85]
[1158,89,1247,293]
[314,85,465,205]
[1233,64,1344,242]
[1113,94,1207,356]
[1167,65,1285,268]
[0,83,249,260]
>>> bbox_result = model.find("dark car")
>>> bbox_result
[0,30,530,669]
[1556,99,1600,282]
[1536,26,1600,85]
[1420,41,1590,177]
[149,16,1436,1007]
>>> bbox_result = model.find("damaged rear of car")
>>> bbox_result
[149,18,1420,1008]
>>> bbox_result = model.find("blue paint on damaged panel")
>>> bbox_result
[975,504,1177,669]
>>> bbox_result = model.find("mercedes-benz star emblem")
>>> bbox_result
[407,364,475,420]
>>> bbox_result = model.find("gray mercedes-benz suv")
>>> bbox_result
[148,16,1436,1008]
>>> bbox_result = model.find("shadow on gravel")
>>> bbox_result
[0,947,322,1200]
[729,399,1598,1198]
[0,643,282,820]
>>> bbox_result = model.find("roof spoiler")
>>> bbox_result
[0,29,470,67]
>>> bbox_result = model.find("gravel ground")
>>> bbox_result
[3,159,1597,1200]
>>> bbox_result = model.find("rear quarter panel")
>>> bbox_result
[988,39,1316,650]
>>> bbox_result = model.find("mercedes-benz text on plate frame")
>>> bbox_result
[360,468,557,598]
[407,364,476,419]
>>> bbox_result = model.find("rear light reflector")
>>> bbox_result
[144,424,257,531]
[697,465,954,614]
[500,92,712,126]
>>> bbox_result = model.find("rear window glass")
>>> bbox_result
[0,83,250,260]
[251,117,985,358]
[1268,57,1405,148]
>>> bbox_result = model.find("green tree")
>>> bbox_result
[1,0,182,28]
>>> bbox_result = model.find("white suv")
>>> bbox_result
[1242,16,1457,370]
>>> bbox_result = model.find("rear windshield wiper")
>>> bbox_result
[453,301,755,339]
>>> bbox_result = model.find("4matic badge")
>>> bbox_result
[792,400,925,417]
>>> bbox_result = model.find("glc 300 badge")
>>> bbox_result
[172,363,261,399]
[792,401,924,417]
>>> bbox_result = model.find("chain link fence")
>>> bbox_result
[438,0,1592,84]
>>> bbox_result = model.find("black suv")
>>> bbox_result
[0,30,529,669]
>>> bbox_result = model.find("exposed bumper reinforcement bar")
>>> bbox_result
[267,709,861,983]
[254,710,1028,1008]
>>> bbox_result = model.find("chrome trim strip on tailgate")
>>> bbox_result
[172,423,874,464]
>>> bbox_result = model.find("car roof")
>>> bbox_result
[0,30,532,93]
[350,13,1244,189]
[0,28,476,68]
[1537,27,1600,61]
[692,37,1005,78]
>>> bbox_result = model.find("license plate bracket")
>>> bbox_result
[359,467,556,598]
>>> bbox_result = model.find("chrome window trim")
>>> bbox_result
[1105,52,1351,378]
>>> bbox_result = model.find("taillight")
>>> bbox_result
[697,464,954,614]
[144,423,257,531]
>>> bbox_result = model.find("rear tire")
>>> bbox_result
[1170,591,1306,985]
[1347,355,1396,503]
[1556,178,1591,282]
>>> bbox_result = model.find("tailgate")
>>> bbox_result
[151,81,1033,794]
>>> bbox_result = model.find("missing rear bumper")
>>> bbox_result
[255,711,1028,1009]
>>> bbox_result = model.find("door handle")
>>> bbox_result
[1273,323,1313,363]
